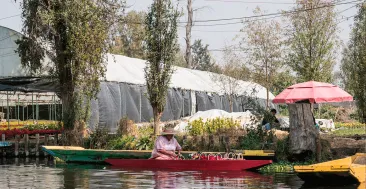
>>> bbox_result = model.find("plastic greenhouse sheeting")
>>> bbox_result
[89,81,276,132]
[0,51,277,132]
[104,54,275,99]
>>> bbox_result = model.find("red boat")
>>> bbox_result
[105,159,272,171]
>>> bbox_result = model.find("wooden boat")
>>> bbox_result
[42,146,275,164]
[294,153,366,185]
[105,158,273,171]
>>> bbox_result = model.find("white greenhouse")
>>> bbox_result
[0,25,276,132]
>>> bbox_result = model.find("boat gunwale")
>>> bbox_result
[42,146,275,156]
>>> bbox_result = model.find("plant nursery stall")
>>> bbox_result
[0,25,276,133]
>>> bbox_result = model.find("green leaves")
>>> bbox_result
[144,0,179,131]
[111,11,147,59]
[186,118,241,136]
[286,0,338,83]
[191,39,215,72]
[341,4,366,123]
[23,123,60,131]
[17,0,124,130]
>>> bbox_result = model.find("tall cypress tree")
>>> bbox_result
[287,0,338,82]
[144,0,180,135]
[341,3,366,122]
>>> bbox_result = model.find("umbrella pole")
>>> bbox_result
[318,104,321,118]
[311,103,321,163]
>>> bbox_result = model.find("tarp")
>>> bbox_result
[104,54,275,99]
[0,77,58,93]
[88,82,274,132]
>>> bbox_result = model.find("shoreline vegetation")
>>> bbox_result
[1,118,364,173]
[81,117,365,173]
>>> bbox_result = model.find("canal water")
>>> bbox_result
[0,158,362,189]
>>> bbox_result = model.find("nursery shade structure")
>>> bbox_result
[272,81,353,104]
[0,25,277,132]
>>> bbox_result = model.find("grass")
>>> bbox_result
[331,128,366,136]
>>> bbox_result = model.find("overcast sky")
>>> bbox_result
[0,0,358,68]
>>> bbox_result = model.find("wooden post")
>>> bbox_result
[14,135,20,156]
[24,134,29,157]
[35,134,40,157]
[1,134,5,156]
[208,135,214,150]
[44,134,49,156]
[238,136,244,145]
[220,136,225,151]
[54,134,58,145]
[224,136,230,153]
[200,136,205,150]
[193,136,199,151]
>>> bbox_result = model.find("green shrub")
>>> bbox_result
[314,105,336,120]
[85,126,112,149]
[275,137,290,161]
[240,128,264,150]
[335,122,366,129]
[136,136,153,150]
[240,125,274,150]
[138,125,154,136]
[186,118,241,136]
[23,123,61,130]
[107,135,136,150]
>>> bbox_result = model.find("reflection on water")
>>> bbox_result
[0,158,362,189]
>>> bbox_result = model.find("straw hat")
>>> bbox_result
[160,127,178,135]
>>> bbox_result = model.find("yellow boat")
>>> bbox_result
[294,153,366,185]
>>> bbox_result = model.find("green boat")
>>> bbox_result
[42,146,275,164]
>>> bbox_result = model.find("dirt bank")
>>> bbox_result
[321,134,366,158]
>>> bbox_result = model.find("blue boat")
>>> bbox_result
[0,141,11,147]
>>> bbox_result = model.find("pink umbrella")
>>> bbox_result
[272,81,353,104]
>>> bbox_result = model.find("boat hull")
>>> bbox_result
[42,146,151,163]
[105,159,272,171]
[294,153,366,184]
[42,146,274,164]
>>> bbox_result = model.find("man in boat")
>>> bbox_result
[150,127,182,160]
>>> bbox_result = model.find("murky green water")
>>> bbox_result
[0,158,361,189]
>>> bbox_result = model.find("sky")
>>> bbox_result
[0,0,359,67]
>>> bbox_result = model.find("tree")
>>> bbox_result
[16,0,123,143]
[341,3,366,123]
[286,0,339,83]
[185,0,193,68]
[191,39,215,72]
[111,10,147,59]
[240,7,284,109]
[213,47,249,112]
[173,50,188,68]
[144,0,180,136]
[272,70,296,95]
